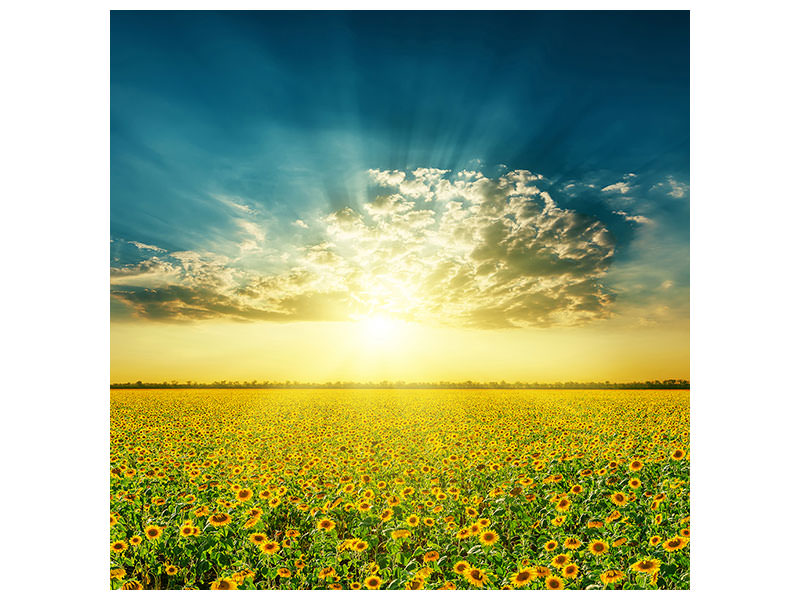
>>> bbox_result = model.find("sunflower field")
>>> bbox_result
[110,389,689,590]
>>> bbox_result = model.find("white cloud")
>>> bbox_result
[113,169,619,328]
[235,219,266,254]
[367,168,406,187]
[128,240,166,253]
[614,210,654,225]
[601,173,637,195]
[649,176,689,199]
[212,193,256,215]
[602,181,631,194]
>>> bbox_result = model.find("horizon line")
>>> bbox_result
[111,378,689,390]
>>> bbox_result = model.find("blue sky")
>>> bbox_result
[111,10,688,343]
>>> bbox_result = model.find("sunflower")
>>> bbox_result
[600,569,625,585]
[479,530,498,546]
[208,513,232,528]
[465,507,478,517]
[165,565,178,576]
[671,448,686,460]
[555,497,571,512]
[510,568,535,588]
[318,567,335,579]
[248,533,268,545]
[364,575,382,589]
[629,459,644,471]
[438,581,456,590]
[453,560,471,575]
[144,526,163,540]
[631,558,661,574]
[562,564,578,579]
[563,537,582,550]
[260,540,280,554]
[129,535,142,546]
[662,536,688,552]
[544,539,559,552]
[110,513,118,527]
[423,550,439,562]
[533,566,552,578]
[121,581,143,590]
[551,553,570,568]
[277,568,291,578]
[179,520,196,537]
[379,508,393,522]
[544,575,565,590]
[587,520,603,529]
[391,529,411,539]
[110,540,128,553]
[317,519,335,532]
[464,567,487,587]
[210,577,238,590]
[354,540,369,552]
[649,535,662,546]
[610,492,627,507]
[423,517,435,526]
[680,527,690,537]
[629,478,642,489]
[407,514,420,527]
[570,484,583,494]
[589,539,609,555]
[606,510,622,523]
[405,578,425,590]
[350,583,362,590]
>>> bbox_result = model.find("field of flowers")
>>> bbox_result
[110,389,689,590]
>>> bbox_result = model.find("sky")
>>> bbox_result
[110,10,689,383]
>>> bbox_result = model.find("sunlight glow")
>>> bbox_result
[359,315,403,345]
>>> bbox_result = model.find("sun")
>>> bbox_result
[359,315,401,344]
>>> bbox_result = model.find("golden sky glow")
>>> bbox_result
[111,318,688,383]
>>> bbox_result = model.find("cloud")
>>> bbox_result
[650,176,688,199]
[128,240,166,253]
[293,219,309,229]
[112,169,619,328]
[235,219,266,254]
[601,173,637,195]
[212,194,256,214]
[367,168,406,187]
[613,210,653,225]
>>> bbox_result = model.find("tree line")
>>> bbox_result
[111,379,689,390]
